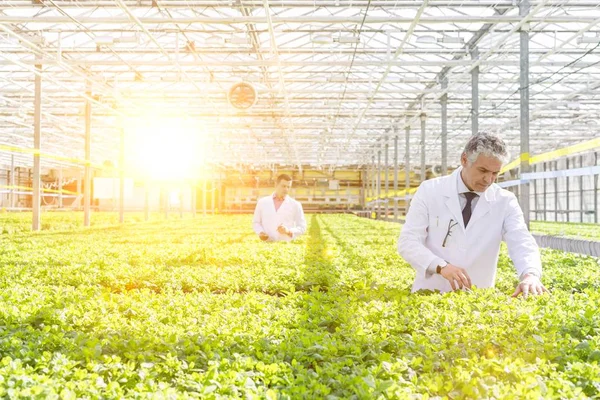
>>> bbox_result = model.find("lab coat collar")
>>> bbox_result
[271,192,289,210]
[442,167,497,231]
[272,192,287,201]
[442,167,497,202]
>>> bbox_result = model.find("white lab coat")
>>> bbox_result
[398,167,542,292]
[252,194,307,242]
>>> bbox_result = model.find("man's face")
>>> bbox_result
[460,153,503,192]
[275,179,292,198]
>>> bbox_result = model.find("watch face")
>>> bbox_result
[437,263,447,274]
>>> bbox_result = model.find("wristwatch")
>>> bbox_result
[436,260,448,274]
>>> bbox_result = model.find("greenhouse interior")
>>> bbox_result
[0,0,599,398]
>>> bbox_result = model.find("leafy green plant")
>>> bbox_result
[0,212,598,399]
[531,220,600,239]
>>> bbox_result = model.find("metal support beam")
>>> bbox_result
[211,181,216,213]
[420,114,426,182]
[519,0,531,228]
[543,162,547,221]
[218,181,222,213]
[377,149,381,218]
[471,47,479,136]
[77,172,82,209]
[441,74,448,175]
[369,155,377,216]
[119,128,125,223]
[384,137,389,220]
[32,60,41,231]
[361,167,366,209]
[566,157,570,222]
[579,155,584,223]
[393,132,399,220]
[84,80,92,227]
[364,163,369,208]
[3,14,600,25]
[180,184,184,219]
[164,187,169,219]
[554,160,558,222]
[203,180,207,216]
[144,181,150,221]
[595,152,599,224]
[9,154,14,209]
[405,125,411,211]
[365,162,369,202]
[58,168,63,208]
[6,58,600,68]
[1,170,5,209]
[192,183,197,217]
[530,164,540,221]
[368,157,372,214]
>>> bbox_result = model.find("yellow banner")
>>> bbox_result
[500,137,600,174]
[530,137,600,165]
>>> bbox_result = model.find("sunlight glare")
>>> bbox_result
[125,117,204,181]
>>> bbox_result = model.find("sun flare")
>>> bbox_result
[124,117,204,181]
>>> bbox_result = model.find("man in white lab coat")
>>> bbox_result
[253,174,307,242]
[398,133,548,297]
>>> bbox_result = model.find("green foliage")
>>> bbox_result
[531,220,600,239]
[0,212,599,399]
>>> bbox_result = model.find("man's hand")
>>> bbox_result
[277,224,292,237]
[440,264,472,291]
[512,274,548,298]
[258,232,269,241]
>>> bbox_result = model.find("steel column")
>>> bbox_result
[32,60,42,231]
[519,0,531,228]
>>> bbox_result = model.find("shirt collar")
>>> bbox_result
[272,192,286,201]
[457,170,484,196]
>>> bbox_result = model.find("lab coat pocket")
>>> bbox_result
[428,214,444,231]
[278,206,296,227]
[435,217,459,249]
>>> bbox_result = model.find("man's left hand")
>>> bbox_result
[277,224,292,237]
[512,274,549,298]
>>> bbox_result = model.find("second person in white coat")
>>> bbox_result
[252,174,307,242]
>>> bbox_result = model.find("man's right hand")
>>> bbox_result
[259,232,269,241]
[440,264,472,291]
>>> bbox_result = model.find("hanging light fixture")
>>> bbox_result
[94,36,114,45]
[415,35,436,44]
[439,35,464,44]
[228,36,251,45]
[576,34,600,44]
[336,35,360,44]
[205,35,225,46]
[416,34,464,44]
[312,34,334,44]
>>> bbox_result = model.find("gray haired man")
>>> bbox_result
[398,133,548,297]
